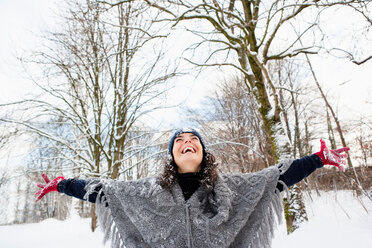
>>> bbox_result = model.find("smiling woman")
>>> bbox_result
[171,132,204,173]
[35,128,349,248]
[157,129,219,197]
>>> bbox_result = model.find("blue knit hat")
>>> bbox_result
[168,128,206,155]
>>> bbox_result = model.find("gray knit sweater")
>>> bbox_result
[85,161,292,248]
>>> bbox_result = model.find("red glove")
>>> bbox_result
[35,174,65,202]
[314,139,350,172]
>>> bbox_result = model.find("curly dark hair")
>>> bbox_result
[157,151,219,191]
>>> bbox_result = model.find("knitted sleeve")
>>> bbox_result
[277,154,323,191]
[57,178,101,203]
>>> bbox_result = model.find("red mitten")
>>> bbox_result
[35,174,65,202]
[314,139,350,172]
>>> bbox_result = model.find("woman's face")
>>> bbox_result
[172,132,203,173]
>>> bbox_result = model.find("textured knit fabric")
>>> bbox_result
[84,160,293,248]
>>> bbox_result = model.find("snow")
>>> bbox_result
[0,209,110,248]
[272,191,372,248]
[0,191,371,248]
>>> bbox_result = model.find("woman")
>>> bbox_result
[36,128,349,248]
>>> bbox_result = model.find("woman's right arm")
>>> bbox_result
[35,174,100,203]
[57,178,100,203]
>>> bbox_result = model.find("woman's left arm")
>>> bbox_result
[277,139,350,191]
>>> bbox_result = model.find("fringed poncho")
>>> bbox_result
[85,161,292,248]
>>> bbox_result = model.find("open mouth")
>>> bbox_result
[181,146,196,154]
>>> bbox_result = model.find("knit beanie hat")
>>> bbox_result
[168,128,206,156]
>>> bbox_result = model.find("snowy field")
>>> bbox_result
[0,191,371,248]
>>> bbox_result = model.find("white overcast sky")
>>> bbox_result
[0,0,371,127]
[0,0,371,171]
[0,0,222,129]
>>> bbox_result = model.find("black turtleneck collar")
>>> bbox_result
[177,172,201,201]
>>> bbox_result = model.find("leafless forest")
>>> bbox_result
[0,0,371,234]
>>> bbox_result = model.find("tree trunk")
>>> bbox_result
[90,204,98,232]
[304,54,369,196]
[238,51,309,234]
[304,120,312,155]
[305,54,352,165]
[284,185,308,233]
[326,110,337,149]
[291,90,304,157]
[239,51,279,166]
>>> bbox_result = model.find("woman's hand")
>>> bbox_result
[35,174,65,202]
[314,139,350,172]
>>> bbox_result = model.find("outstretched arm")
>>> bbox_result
[35,174,100,203]
[57,178,101,203]
[277,139,349,191]
[277,154,322,191]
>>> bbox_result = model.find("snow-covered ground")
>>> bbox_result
[272,191,372,248]
[0,191,371,248]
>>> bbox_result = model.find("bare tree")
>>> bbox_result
[0,169,10,224]
[330,1,372,65]
[268,59,316,232]
[126,0,365,164]
[193,76,271,172]
[10,132,73,224]
[0,117,19,155]
[105,0,369,233]
[303,54,372,198]
[1,0,177,230]
[3,0,176,178]
[356,130,372,168]
[189,72,313,232]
